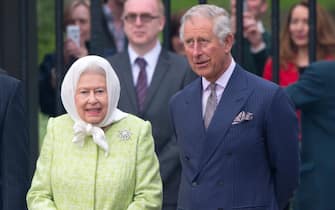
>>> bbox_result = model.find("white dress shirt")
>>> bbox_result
[202,59,236,117]
[128,41,161,86]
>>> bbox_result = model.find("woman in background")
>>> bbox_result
[263,0,335,85]
[39,0,91,116]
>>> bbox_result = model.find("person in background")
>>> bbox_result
[263,0,335,86]
[169,4,299,210]
[285,60,335,210]
[0,70,29,210]
[263,1,335,145]
[39,0,91,116]
[108,0,196,209]
[101,0,127,57]
[27,55,162,210]
[230,0,270,76]
[170,11,185,55]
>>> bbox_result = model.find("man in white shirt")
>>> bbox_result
[107,0,196,209]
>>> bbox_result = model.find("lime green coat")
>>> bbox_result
[27,114,162,210]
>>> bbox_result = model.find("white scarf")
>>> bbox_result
[61,55,127,155]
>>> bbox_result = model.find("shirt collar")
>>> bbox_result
[128,41,162,68]
[202,58,236,90]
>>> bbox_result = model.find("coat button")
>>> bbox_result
[218,181,224,186]
[192,182,198,186]
[185,156,190,161]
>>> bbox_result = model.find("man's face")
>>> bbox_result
[182,17,233,83]
[231,0,267,19]
[245,0,267,18]
[123,0,165,50]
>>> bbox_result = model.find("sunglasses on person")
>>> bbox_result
[123,13,160,24]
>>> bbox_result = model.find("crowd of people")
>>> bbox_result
[1,0,335,210]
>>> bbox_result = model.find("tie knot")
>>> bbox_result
[135,57,147,70]
[209,83,216,92]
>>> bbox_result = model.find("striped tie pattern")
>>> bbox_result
[204,83,217,129]
[135,57,147,111]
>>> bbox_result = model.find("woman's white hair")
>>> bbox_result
[179,4,232,44]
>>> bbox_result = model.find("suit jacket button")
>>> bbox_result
[185,156,190,161]
[218,181,224,186]
[192,182,198,186]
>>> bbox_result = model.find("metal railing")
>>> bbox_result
[54,0,317,101]
[0,0,319,195]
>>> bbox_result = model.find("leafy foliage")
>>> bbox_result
[37,0,55,64]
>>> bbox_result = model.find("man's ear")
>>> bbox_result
[158,16,166,31]
[223,33,234,53]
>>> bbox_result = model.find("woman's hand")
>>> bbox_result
[63,38,88,64]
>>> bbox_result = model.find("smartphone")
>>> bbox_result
[66,25,80,47]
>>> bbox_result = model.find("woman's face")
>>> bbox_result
[70,4,91,45]
[75,70,108,124]
[289,5,309,48]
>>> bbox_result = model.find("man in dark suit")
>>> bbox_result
[107,0,196,209]
[0,71,29,210]
[169,5,299,210]
[286,61,335,210]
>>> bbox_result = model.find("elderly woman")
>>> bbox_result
[27,55,162,209]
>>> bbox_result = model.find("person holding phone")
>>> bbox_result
[39,0,91,117]
[63,0,91,64]
[230,0,270,76]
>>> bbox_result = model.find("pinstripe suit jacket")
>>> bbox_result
[27,114,162,210]
[170,65,299,210]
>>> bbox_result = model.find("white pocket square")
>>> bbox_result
[232,111,254,125]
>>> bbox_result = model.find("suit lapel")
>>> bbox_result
[198,66,254,172]
[116,53,139,112]
[184,79,207,180]
[142,50,170,111]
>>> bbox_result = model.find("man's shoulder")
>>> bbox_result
[107,52,129,71]
[108,51,128,62]
[159,50,192,77]
[235,65,281,93]
[163,50,188,64]
[0,74,20,90]
[309,60,335,74]
[170,78,200,102]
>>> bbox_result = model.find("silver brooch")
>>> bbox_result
[118,129,132,141]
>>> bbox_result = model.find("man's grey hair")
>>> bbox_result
[179,4,231,43]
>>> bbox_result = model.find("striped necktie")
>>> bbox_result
[204,83,217,129]
[135,57,147,111]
